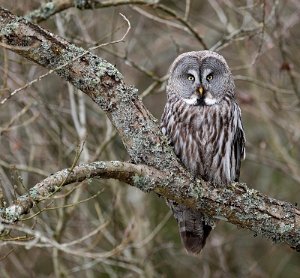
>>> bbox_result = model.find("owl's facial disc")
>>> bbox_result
[181,66,220,106]
[169,54,232,106]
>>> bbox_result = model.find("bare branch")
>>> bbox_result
[25,0,158,23]
[25,0,207,49]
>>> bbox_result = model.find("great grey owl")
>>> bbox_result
[161,50,246,254]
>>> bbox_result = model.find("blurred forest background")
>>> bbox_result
[0,0,299,277]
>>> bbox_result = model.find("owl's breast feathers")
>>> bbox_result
[161,94,245,185]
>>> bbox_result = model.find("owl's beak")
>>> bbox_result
[198,86,204,96]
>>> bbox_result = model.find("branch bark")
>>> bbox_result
[0,7,299,251]
[25,0,159,23]
[1,161,300,252]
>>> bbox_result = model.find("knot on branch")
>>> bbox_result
[101,74,117,89]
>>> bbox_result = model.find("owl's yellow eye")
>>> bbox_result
[206,74,213,81]
[187,75,195,81]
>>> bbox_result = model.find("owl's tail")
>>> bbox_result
[168,200,213,254]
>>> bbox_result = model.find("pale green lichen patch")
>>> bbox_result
[92,161,108,169]
[0,20,21,37]
[28,187,42,200]
[188,182,204,199]
[25,2,55,22]
[75,0,96,9]
[278,222,294,233]
[132,175,154,192]
[3,205,23,222]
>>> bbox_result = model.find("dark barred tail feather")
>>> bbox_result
[168,201,213,254]
[180,216,212,254]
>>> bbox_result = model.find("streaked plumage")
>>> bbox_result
[161,51,245,254]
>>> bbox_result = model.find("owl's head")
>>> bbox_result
[167,51,234,106]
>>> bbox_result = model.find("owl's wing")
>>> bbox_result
[233,111,246,181]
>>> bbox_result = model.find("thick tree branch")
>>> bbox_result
[1,161,300,251]
[0,161,161,223]
[0,7,299,251]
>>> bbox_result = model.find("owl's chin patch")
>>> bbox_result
[203,92,218,106]
[204,97,218,106]
[182,96,198,105]
[182,96,218,106]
